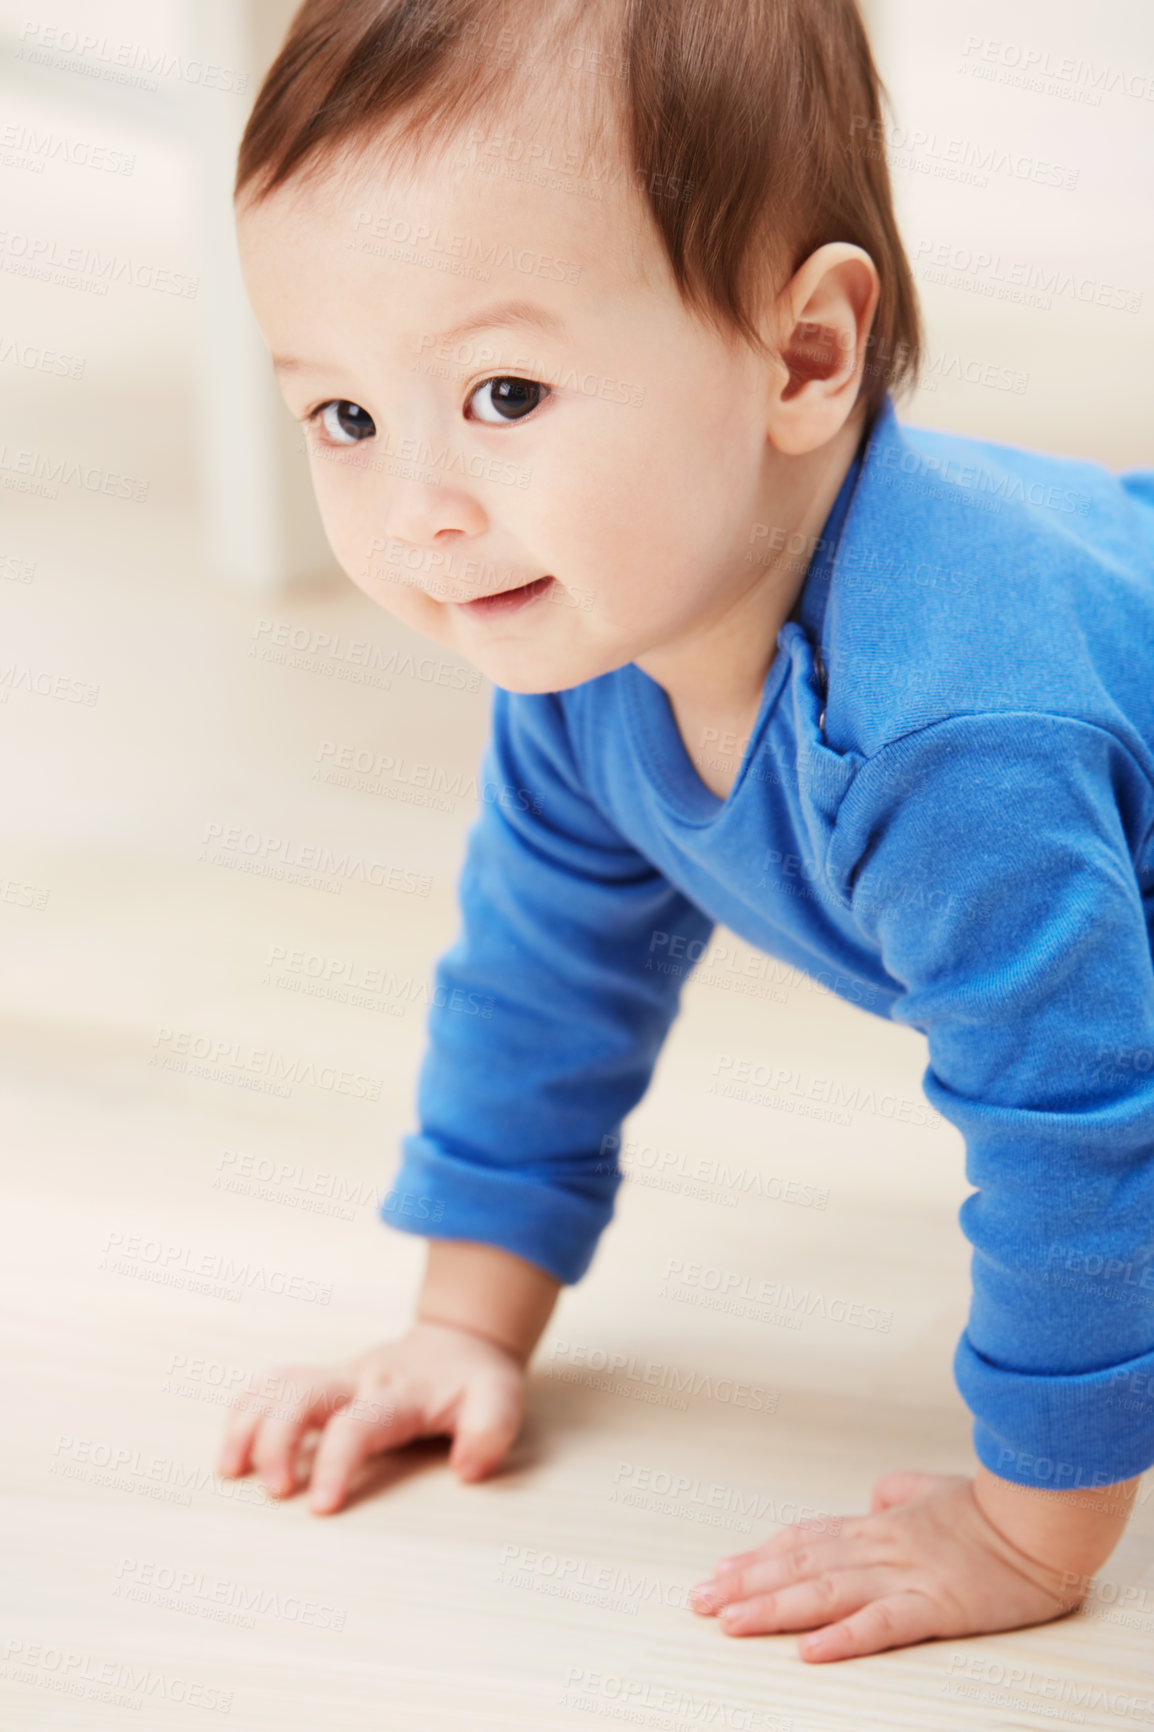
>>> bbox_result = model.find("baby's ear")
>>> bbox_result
[778,316,850,397]
[766,244,880,452]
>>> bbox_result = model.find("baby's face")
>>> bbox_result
[236,123,788,694]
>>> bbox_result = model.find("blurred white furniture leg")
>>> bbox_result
[187,0,339,595]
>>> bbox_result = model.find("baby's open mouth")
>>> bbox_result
[458,575,555,614]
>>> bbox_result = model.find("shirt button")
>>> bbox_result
[818,708,826,732]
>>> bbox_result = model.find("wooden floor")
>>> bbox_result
[5,537,1154,1731]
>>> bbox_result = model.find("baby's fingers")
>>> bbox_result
[703,1517,845,1584]
[308,1386,423,1513]
[714,1567,884,1639]
[447,1366,524,1482]
[797,1590,942,1663]
[693,1534,856,1617]
[218,1367,354,1494]
[216,1374,295,1480]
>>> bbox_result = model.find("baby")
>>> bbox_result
[218,0,1154,1664]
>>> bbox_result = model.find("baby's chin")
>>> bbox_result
[468,638,630,698]
[471,656,599,698]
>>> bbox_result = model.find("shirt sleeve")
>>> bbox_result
[829,711,1154,1490]
[381,683,715,1284]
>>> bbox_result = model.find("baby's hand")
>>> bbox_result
[689,1470,1077,1662]
[215,1320,525,1514]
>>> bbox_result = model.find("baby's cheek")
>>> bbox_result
[347,546,421,619]
[319,480,363,554]
[314,487,389,595]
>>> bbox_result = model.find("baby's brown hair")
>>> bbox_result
[236,0,921,419]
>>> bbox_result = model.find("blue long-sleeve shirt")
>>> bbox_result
[383,393,1154,1492]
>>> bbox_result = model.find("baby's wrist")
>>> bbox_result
[415,1238,562,1366]
[413,1312,527,1364]
[972,1462,1141,1593]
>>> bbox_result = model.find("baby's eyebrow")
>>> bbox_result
[271,299,567,378]
[435,299,567,346]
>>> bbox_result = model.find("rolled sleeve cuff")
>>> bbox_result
[379,1133,617,1286]
[955,1332,1154,1489]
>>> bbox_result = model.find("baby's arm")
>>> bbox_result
[698,710,1154,1659]
[218,1239,560,1512]
[383,682,716,1285]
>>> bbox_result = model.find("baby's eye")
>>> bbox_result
[467,376,549,424]
[313,400,376,444]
